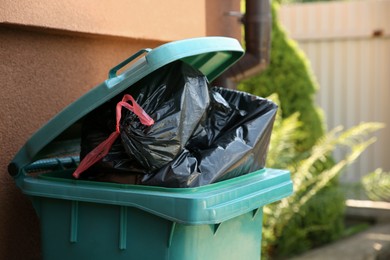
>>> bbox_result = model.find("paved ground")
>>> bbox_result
[290,223,390,260]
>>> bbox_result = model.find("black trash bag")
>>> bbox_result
[119,62,210,171]
[77,61,210,181]
[78,60,278,187]
[141,87,278,188]
[78,101,146,182]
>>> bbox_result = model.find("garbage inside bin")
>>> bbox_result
[142,86,278,187]
[76,60,277,187]
[8,37,293,260]
[75,61,211,183]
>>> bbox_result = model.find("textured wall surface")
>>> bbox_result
[0,27,162,259]
[0,0,206,41]
[0,0,241,258]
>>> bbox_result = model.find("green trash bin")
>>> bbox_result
[8,37,293,260]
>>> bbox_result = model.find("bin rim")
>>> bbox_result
[8,36,244,181]
[21,168,293,224]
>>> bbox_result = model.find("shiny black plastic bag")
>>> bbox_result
[79,61,209,181]
[141,87,278,187]
[79,60,277,187]
[119,62,210,171]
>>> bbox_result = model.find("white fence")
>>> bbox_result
[279,0,390,183]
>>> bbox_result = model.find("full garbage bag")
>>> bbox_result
[76,61,209,180]
[76,60,277,187]
[142,87,278,187]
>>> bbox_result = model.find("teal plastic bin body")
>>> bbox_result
[26,168,292,260]
[8,37,293,260]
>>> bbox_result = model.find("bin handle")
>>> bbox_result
[108,48,151,79]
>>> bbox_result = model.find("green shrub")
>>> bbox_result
[238,2,324,153]
[237,2,385,258]
[274,187,345,257]
[262,101,384,258]
[362,169,390,202]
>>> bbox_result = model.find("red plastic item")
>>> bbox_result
[73,94,154,179]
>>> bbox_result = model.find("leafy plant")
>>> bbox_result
[237,1,385,258]
[362,168,390,202]
[238,1,341,255]
[238,1,324,153]
[261,98,384,257]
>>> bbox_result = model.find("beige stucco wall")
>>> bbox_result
[0,0,241,259]
[1,0,207,41]
[0,27,164,259]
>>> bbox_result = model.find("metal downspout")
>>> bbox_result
[213,0,272,89]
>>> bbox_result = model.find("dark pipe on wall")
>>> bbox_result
[214,0,272,89]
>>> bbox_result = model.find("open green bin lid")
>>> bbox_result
[8,36,245,178]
